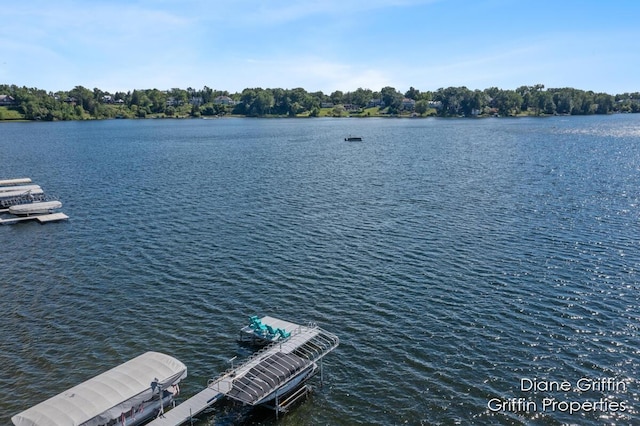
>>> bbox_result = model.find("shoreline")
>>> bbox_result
[2,111,632,123]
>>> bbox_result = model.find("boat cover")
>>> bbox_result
[226,352,310,405]
[9,201,62,215]
[0,184,41,193]
[0,188,44,199]
[11,351,187,426]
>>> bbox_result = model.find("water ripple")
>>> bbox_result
[1,116,639,425]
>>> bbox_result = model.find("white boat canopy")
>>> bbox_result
[0,184,41,193]
[0,178,32,186]
[12,351,187,426]
[0,188,44,199]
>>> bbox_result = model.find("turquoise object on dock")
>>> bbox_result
[249,316,290,339]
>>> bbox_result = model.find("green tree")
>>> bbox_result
[69,86,96,115]
[459,88,482,116]
[167,88,187,106]
[147,89,167,113]
[332,105,346,117]
[271,88,288,115]
[310,91,328,107]
[594,92,613,114]
[2,82,638,121]
[380,86,403,114]
[351,88,373,108]
[492,89,523,116]
[330,90,344,105]
[434,86,470,116]
[516,85,544,112]
[239,88,274,116]
[552,90,573,114]
[417,91,432,101]
[200,86,213,103]
[536,91,556,115]
[74,105,85,118]
[415,99,430,115]
[405,86,420,100]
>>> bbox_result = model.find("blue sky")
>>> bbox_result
[1,0,638,94]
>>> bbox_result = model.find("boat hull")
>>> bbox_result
[254,363,317,406]
[113,391,175,426]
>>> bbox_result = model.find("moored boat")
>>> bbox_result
[0,184,41,193]
[226,352,318,406]
[9,200,62,216]
[0,178,32,186]
[11,351,187,426]
[0,188,44,200]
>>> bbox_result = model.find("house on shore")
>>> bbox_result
[0,95,16,106]
[213,95,236,105]
[402,98,416,111]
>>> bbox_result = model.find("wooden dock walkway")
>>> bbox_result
[147,317,338,426]
[147,387,223,426]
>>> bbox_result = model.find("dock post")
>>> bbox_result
[189,408,193,426]
[275,392,279,420]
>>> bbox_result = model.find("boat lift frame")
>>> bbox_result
[148,317,339,425]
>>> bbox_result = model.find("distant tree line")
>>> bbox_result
[1,83,638,121]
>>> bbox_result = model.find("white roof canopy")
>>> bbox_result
[12,351,187,426]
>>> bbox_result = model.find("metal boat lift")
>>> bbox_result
[148,316,339,425]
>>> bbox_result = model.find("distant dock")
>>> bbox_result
[0,177,68,224]
[0,212,69,225]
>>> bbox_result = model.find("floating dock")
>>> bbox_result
[0,177,68,224]
[0,212,69,225]
[148,316,339,425]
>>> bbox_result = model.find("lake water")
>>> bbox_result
[1,115,639,425]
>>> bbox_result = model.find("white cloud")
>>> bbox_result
[193,56,393,93]
[2,1,638,94]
